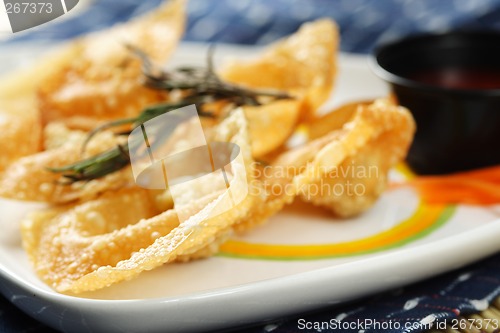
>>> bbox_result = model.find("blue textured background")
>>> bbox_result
[7,0,500,53]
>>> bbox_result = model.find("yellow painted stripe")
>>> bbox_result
[219,202,448,259]
[395,163,417,180]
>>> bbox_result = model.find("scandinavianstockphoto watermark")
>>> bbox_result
[250,162,380,198]
[128,103,380,226]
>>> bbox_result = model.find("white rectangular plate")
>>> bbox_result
[0,43,499,333]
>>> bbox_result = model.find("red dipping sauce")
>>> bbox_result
[406,67,500,90]
[372,31,500,174]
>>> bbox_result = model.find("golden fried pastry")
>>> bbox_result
[22,109,264,293]
[308,100,373,139]
[42,122,86,150]
[0,98,41,172]
[221,19,339,157]
[297,99,416,216]
[0,127,133,203]
[0,49,74,169]
[221,19,338,115]
[242,99,301,157]
[38,0,185,128]
[0,11,115,168]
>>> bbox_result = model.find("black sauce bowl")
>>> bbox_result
[371,31,500,175]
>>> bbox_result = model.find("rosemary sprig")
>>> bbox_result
[49,46,292,183]
[47,144,130,183]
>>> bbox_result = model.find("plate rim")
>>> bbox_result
[1,220,500,332]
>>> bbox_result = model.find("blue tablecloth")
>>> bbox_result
[1,1,500,332]
[7,0,500,52]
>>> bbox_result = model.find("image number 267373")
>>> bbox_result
[2,0,78,32]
